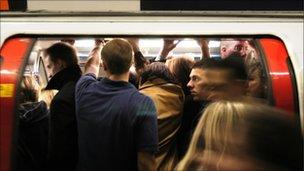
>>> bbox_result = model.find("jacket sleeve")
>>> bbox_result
[75,73,96,100]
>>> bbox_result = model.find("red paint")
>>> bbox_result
[0,0,9,11]
[259,38,295,115]
[0,38,33,171]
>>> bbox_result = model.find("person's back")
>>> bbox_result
[138,62,184,170]
[76,39,158,171]
[16,75,49,171]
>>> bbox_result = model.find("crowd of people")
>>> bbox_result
[16,37,302,171]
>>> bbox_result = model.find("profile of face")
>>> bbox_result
[188,68,245,102]
[187,68,211,101]
[220,40,247,59]
[45,56,65,79]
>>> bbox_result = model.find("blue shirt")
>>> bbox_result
[75,74,158,171]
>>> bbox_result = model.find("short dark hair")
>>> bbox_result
[192,58,223,70]
[101,39,133,75]
[140,62,177,85]
[192,56,247,81]
[222,53,247,81]
[45,42,78,67]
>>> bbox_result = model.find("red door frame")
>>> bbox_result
[0,37,35,171]
[0,0,9,11]
[259,38,296,116]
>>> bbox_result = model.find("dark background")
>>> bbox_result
[141,0,304,11]
[8,0,27,11]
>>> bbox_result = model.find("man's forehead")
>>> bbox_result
[191,68,230,81]
[44,56,51,64]
[190,68,206,76]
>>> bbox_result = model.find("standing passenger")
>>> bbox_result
[16,75,49,171]
[178,56,248,158]
[75,39,158,171]
[176,101,303,171]
[165,56,194,97]
[44,42,82,170]
[139,62,184,171]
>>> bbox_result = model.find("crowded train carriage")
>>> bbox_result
[0,12,303,171]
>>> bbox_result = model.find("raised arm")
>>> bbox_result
[156,38,180,62]
[84,39,103,75]
[127,38,149,75]
[196,38,210,59]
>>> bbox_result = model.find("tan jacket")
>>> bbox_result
[139,78,185,170]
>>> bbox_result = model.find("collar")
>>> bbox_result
[101,77,134,88]
[138,78,168,90]
[45,65,82,90]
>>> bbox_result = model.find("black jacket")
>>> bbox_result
[177,95,207,159]
[45,65,82,171]
[16,101,49,171]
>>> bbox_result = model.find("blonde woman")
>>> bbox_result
[176,101,302,171]
[17,75,49,171]
[176,101,245,170]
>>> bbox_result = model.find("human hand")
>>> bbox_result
[196,38,210,58]
[61,38,75,45]
[95,38,106,47]
[159,39,181,58]
[126,38,140,52]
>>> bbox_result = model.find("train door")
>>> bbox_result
[0,35,301,171]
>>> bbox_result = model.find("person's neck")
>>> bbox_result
[107,71,129,82]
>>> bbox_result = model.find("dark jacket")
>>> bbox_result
[45,65,82,171]
[177,95,206,159]
[16,101,49,171]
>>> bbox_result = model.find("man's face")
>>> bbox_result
[187,68,211,101]
[187,68,245,102]
[45,56,63,79]
[220,40,247,59]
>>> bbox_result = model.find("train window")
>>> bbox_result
[27,37,271,100]
[1,36,299,171]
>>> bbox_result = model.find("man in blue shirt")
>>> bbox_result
[75,39,158,171]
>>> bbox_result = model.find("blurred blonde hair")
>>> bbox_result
[176,101,246,170]
[20,75,41,102]
[39,90,57,109]
[176,101,302,171]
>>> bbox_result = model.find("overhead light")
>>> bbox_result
[208,41,221,48]
[139,39,220,48]
[177,40,200,48]
[139,39,163,48]
[74,39,95,48]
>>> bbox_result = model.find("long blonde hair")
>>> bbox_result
[176,101,246,170]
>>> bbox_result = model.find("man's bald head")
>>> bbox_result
[220,40,247,59]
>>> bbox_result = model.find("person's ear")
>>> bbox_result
[56,59,66,69]
[221,47,226,53]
